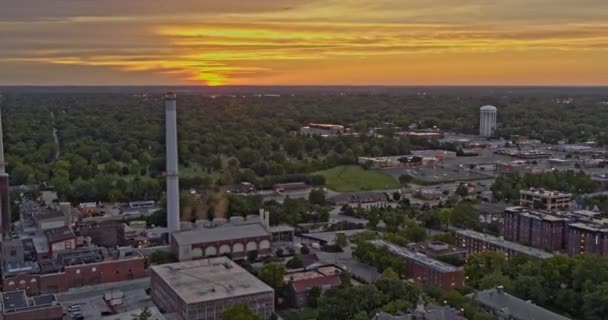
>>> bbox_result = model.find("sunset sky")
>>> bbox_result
[2,0,608,86]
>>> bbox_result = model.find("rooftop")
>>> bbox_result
[469,287,570,320]
[455,229,554,259]
[172,223,270,246]
[328,191,388,204]
[370,240,459,273]
[520,188,572,197]
[1,290,59,314]
[44,226,75,243]
[151,257,274,304]
[568,222,608,232]
[299,229,367,244]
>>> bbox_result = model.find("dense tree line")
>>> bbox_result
[465,252,608,320]
[316,267,491,320]
[492,170,600,203]
[3,92,607,202]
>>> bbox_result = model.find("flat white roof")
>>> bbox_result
[151,257,273,304]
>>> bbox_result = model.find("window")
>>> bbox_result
[10,249,16,257]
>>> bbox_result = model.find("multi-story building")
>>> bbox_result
[76,220,126,247]
[0,290,63,320]
[370,240,464,289]
[2,247,145,295]
[567,222,608,256]
[455,229,554,260]
[284,265,342,307]
[150,257,274,320]
[519,188,572,211]
[503,206,569,252]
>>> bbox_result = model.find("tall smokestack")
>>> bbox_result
[0,97,10,238]
[165,93,180,234]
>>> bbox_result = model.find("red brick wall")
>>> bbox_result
[3,306,63,320]
[189,235,273,260]
[3,257,145,295]
[406,260,463,290]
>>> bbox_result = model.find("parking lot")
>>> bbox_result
[58,278,152,320]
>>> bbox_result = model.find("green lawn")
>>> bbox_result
[314,165,400,192]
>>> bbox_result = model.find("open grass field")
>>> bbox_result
[315,165,400,192]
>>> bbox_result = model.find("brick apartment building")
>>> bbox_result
[503,206,569,252]
[455,229,554,260]
[567,222,608,256]
[502,203,608,257]
[151,257,274,320]
[2,247,145,295]
[370,240,464,289]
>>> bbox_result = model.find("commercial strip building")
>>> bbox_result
[327,191,389,208]
[494,148,552,159]
[370,240,464,289]
[519,188,572,211]
[358,155,425,168]
[150,257,274,320]
[299,123,346,136]
[454,229,554,260]
[1,290,63,320]
[468,286,570,320]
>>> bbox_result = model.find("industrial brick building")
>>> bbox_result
[171,223,272,261]
[0,290,63,320]
[150,257,274,320]
[455,229,554,260]
[2,247,145,295]
[370,240,464,289]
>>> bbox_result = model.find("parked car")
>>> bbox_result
[67,305,81,313]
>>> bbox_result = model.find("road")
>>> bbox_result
[312,246,380,283]
[58,278,152,320]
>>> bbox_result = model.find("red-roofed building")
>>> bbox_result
[284,265,342,307]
